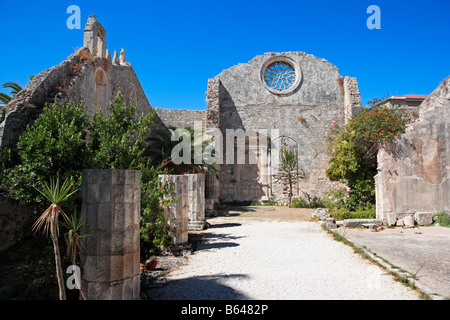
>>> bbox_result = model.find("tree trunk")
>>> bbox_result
[288,173,293,208]
[50,211,66,300]
[71,247,87,300]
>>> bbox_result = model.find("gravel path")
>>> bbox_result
[145,216,420,300]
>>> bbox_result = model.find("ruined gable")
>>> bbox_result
[0,16,165,158]
[375,76,450,224]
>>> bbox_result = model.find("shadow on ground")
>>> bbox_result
[143,273,250,300]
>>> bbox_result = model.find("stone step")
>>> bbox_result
[343,219,382,227]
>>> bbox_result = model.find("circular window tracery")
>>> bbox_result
[260,57,301,95]
[263,61,296,92]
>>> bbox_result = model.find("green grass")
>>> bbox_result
[433,212,450,227]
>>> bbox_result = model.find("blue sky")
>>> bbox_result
[1,0,449,110]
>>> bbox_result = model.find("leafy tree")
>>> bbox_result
[88,92,155,169]
[2,100,90,207]
[326,104,408,210]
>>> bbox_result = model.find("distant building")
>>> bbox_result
[375,95,428,115]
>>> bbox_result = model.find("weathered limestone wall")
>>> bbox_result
[375,76,450,225]
[0,196,33,252]
[160,173,206,246]
[160,175,188,245]
[343,77,362,122]
[206,51,359,203]
[154,108,206,129]
[80,169,141,300]
[186,174,206,230]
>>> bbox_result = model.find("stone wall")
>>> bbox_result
[205,51,359,203]
[0,196,34,252]
[154,108,206,129]
[375,76,450,225]
[80,169,141,300]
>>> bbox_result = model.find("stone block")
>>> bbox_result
[112,170,126,185]
[387,212,397,226]
[414,212,433,226]
[325,217,337,229]
[342,219,383,227]
[112,184,125,202]
[205,199,215,210]
[124,184,140,203]
[404,215,415,227]
[312,208,330,221]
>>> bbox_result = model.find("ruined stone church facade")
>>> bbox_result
[157,52,363,205]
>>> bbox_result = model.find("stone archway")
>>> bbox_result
[232,130,270,202]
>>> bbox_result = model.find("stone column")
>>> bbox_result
[80,169,141,300]
[343,76,362,123]
[160,175,188,245]
[186,174,206,231]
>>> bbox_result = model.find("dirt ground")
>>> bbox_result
[219,205,316,221]
[208,205,450,299]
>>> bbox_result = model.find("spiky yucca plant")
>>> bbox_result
[32,176,78,300]
[61,212,89,300]
[278,148,300,208]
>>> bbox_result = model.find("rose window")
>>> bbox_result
[263,61,297,92]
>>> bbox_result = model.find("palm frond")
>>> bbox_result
[34,176,78,205]
[2,82,22,95]
[0,92,11,104]
[32,177,79,235]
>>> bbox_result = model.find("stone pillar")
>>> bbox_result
[186,174,206,231]
[343,76,362,123]
[160,175,188,245]
[80,169,141,300]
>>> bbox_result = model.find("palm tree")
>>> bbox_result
[32,176,77,300]
[62,212,89,300]
[0,82,23,104]
[147,126,221,179]
[278,148,300,208]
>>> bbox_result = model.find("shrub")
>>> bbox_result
[329,204,376,220]
[291,196,323,208]
[291,197,309,208]
[326,104,408,210]
[2,100,90,209]
[88,92,155,170]
[321,188,347,210]
[139,161,178,261]
[433,212,450,227]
